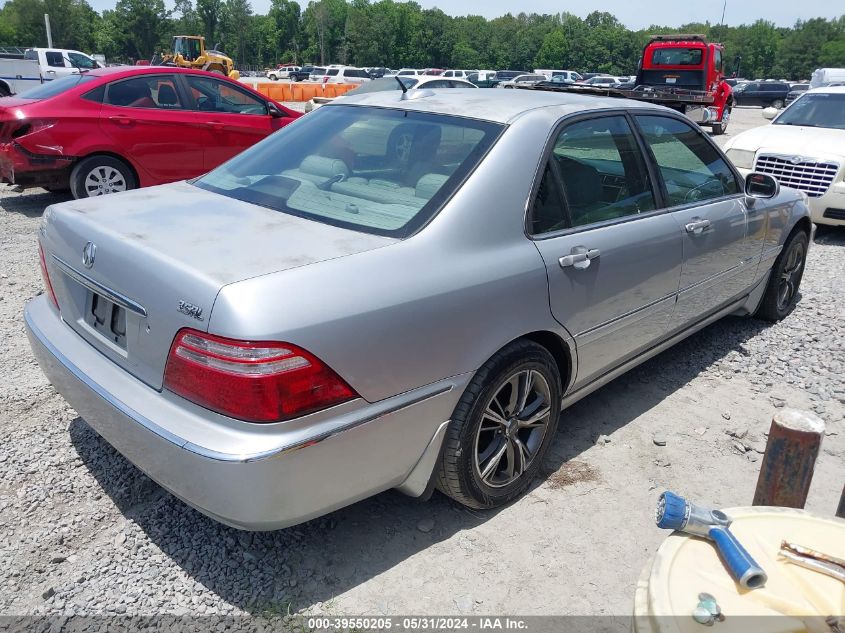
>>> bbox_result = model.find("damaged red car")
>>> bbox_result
[0,66,300,198]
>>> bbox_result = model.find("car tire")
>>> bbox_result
[0,83,10,98]
[711,106,731,135]
[755,228,809,322]
[436,340,562,509]
[771,99,784,109]
[387,123,416,165]
[70,155,136,199]
[269,74,278,81]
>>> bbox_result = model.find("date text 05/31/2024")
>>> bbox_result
[307,617,529,630]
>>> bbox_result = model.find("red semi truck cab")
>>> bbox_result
[636,34,733,134]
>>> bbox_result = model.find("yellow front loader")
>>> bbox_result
[157,36,240,80]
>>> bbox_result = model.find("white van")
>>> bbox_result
[534,69,582,82]
[810,68,845,88]
[24,48,101,81]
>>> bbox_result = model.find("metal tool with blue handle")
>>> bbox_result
[656,491,768,589]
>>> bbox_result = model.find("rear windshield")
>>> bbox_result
[16,74,97,99]
[195,105,503,237]
[651,48,703,66]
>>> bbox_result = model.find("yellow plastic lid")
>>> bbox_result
[634,507,845,633]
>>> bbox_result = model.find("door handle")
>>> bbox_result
[206,121,225,131]
[685,218,712,235]
[108,116,132,125]
[559,247,600,270]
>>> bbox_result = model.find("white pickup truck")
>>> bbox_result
[0,58,43,96]
[24,48,102,80]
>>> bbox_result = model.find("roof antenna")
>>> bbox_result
[395,76,408,97]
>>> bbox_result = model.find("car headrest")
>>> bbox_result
[415,173,449,199]
[299,155,350,178]
[157,84,178,106]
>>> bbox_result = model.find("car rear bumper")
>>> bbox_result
[25,295,464,530]
[0,141,72,187]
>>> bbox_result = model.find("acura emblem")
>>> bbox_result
[82,241,96,269]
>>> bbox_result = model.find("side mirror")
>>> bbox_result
[762,107,778,120]
[745,172,779,199]
[267,102,285,118]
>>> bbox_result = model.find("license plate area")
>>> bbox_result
[85,290,127,349]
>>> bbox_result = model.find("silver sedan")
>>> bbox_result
[26,90,811,530]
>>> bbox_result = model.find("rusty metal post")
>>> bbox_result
[837,485,845,519]
[753,409,824,508]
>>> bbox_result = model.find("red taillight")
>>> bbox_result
[163,329,358,423]
[38,243,59,309]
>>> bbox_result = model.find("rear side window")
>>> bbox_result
[636,115,740,206]
[195,105,503,237]
[327,69,339,76]
[531,115,656,233]
[45,51,65,67]
[105,76,184,109]
[81,84,106,103]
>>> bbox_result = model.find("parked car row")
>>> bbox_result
[262,66,613,88]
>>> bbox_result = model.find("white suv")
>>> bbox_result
[323,67,371,84]
[266,65,300,81]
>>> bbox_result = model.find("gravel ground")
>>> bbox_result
[0,107,842,618]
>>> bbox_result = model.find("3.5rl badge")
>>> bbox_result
[177,300,204,321]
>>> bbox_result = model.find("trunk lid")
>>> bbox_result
[41,180,395,389]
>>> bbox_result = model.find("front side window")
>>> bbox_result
[105,76,184,109]
[45,51,65,67]
[68,52,95,69]
[636,115,740,206]
[532,115,656,232]
[195,105,503,237]
[185,75,267,115]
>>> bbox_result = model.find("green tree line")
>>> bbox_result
[1,0,844,79]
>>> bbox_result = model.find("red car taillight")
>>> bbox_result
[163,329,358,423]
[38,243,59,310]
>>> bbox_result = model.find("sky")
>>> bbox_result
[83,0,842,29]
